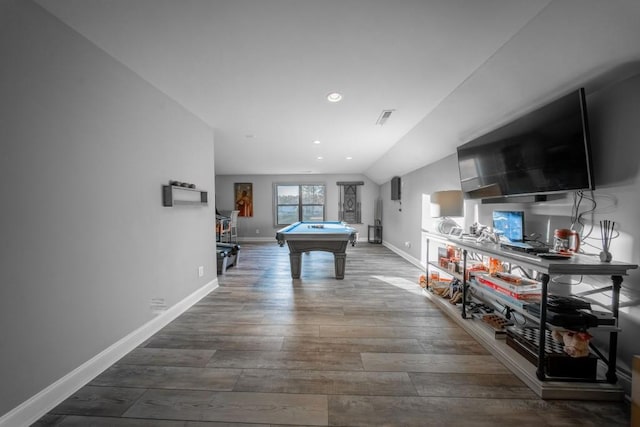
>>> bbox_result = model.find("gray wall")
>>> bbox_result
[381,74,640,385]
[214,174,380,240]
[381,154,461,257]
[0,0,215,416]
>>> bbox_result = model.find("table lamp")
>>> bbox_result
[430,190,464,235]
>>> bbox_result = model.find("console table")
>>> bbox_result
[424,231,637,400]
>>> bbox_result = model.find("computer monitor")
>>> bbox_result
[492,210,524,242]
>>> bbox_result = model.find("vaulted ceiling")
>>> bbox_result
[35,0,640,184]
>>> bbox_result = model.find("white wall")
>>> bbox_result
[381,154,461,255]
[381,74,640,391]
[214,174,380,240]
[0,0,215,417]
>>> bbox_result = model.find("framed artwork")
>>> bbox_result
[234,182,253,217]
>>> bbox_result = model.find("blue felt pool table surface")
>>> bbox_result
[276,221,357,240]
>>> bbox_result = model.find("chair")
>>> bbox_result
[216,214,231,242]
[228,210,239,243]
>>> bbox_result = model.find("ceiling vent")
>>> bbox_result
[376,109,395,126]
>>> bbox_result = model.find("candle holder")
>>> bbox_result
[600,220,615,263]
[599,250,612,263]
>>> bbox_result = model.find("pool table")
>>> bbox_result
[276,221,358,279]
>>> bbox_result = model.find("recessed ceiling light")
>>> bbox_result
[317,156,324,160]
[326,92,343,103]
[346,156,353,160]
[313,140,321,144]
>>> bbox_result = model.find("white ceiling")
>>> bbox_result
[35,0,640,184]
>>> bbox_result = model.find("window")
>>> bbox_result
[275,183,325,225]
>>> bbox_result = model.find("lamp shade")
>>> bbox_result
[430,190,463,218]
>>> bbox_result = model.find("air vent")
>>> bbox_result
[376,109,395,126]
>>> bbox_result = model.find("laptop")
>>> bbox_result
[492,210,533,250]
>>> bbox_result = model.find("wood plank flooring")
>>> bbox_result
[34,242,630,426]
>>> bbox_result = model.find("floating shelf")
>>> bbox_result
[162,185,208,207]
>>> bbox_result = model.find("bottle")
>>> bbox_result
[488,258,502,276]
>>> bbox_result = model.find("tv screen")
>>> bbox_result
[492,210,524,242]
[457,88,594,200]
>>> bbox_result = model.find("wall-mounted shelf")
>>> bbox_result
[162,185,208,207]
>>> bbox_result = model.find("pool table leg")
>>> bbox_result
[334,253,346,279]
[289,252,302,279]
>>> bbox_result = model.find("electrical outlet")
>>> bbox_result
[404,241,411,248]
[198,266,204,277]
[256,228,260,234]
[150,298,167,314]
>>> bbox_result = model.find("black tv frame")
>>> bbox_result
[456,88,595,201]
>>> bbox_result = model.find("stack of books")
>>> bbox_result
[472,272,541,307]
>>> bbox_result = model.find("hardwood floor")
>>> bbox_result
[34,242,630,426]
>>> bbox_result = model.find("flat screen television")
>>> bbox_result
[456,88,595,200]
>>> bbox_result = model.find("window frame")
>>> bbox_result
[274,182,326,226]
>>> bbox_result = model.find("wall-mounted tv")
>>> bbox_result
[456,88,594,200]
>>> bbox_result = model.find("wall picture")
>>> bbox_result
[234,182,253,217]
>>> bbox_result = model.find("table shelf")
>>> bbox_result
[424,230,637,400]
[423,287,624,400]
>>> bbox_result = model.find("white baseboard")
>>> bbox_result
[0,279,218,427]
[383,241,424,270]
